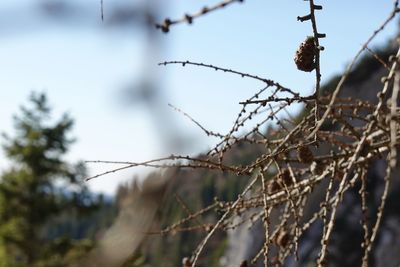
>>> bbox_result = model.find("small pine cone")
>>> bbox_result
[334,169,344,181]
[182,257,191,267]
[360,140,372,157]
[310,161,324,176]
[240,260,248,267]
[294,37,316,72]
[279,169,293,186]
[271,255,280,265]
[267,180,281,194]
[275,230,290,248]
[298,145,314,164]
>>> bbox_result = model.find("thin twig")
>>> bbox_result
[168,103,224,138]
[155,0,244,33]
[100,0,104,21]
[158,60,298,95]
[365,46,391,71]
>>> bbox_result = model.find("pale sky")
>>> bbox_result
[0,0,397,195]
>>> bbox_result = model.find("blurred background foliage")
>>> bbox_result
[0,93,112,266]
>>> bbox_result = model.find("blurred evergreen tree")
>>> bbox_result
[0,92,99,266]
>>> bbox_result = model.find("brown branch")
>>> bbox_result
[168,103,224,138]
[155,0,244,33]
[159,60,297,95]
[308,0,400,139]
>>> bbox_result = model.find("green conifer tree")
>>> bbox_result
[0,92,97,266]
